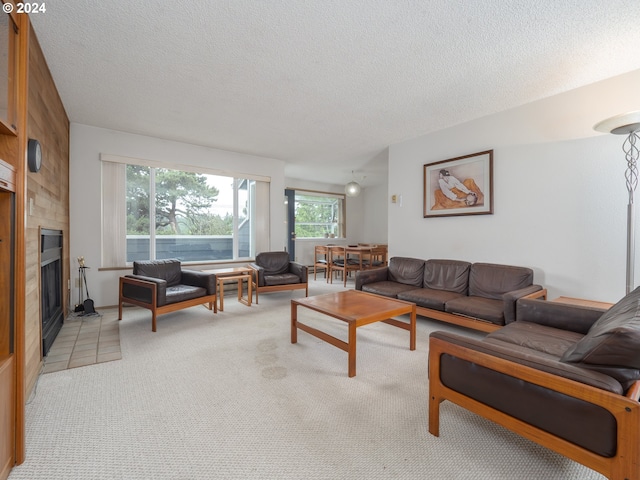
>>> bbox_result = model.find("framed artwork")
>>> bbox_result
[423,150,493,218]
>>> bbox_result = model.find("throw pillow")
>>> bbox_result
[561,286,640,369]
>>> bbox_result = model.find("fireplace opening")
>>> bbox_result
[41,228,63,356]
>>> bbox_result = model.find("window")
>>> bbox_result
[293,190,345,238]
[101,156,270,266]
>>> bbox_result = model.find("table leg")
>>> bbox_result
[219,280,225,311]
[409,305,416,351]
[291,302,298,344]
[348,322,356,377]
[246,274,252,306]
[237,278,242,302]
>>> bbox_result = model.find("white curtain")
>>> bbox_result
[254,181,270,254]
[101,161,127,268]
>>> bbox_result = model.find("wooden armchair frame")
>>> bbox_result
[428,335,640,479]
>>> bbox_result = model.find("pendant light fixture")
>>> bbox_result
[345,171,361,197]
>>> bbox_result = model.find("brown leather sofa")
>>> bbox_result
[355,257,546,331]
[248,251,308,303]
[429,290,640,479]
[118,259,217,332]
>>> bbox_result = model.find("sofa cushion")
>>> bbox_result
[562,286,640,370]
[388,257,425,287]
[133,259,182,287]
[486,321,583,357]
[361,281,417,299]
[165,285,207,306]
[468,263,533,300]
[256,251,290,275]
[444,296,505,325]
[264,273,301,286]
[398,287,464,311]
[423,259,470,294]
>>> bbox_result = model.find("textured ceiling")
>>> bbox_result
[29,0,640,187]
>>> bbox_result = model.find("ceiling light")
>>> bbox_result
[345,171,361,197]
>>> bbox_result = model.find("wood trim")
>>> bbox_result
[12,11,29,466]
[429,336,640,479]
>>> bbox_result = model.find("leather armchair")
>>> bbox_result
[248,251,308,303]
[118,259,217,332]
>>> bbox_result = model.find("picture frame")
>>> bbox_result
[423,150,493,218]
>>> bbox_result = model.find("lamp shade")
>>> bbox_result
[345,181,361,197]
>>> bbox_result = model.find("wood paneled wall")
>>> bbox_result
[24,28,70,396]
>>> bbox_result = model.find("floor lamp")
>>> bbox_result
[594,111,640,294]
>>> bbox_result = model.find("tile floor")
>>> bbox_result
[42,308,121,374]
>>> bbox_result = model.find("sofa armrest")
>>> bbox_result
[503,285,545,324]
[121,275,167,306]
[181,269,217,295]
[355,267,389,290]
[289,262,308,282]
[516,298,606,334]
[248,263,264,287]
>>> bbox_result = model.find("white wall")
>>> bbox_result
[388,69,640,303]
[70,123,286,308]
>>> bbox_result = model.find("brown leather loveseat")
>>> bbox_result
[429,289,640,479]
[356,257,546,332]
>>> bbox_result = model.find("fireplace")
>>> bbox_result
[41,228,63,356]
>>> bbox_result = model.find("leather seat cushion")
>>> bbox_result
[398,287,464,311]
[165,285,207,305]
[361,281,418,299]
[469,263,533,300]
[133,259,182,287]
[485,321,583,357]
[445,295,504,324]
[256,251,291,275]
[388,257,425,287]
[265,273,301,286]
[423,259,470,294]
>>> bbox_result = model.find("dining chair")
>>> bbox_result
[313,245,330,281]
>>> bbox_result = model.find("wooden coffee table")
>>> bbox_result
[291,290,416,377]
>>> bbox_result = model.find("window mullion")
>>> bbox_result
[149,168,156,260]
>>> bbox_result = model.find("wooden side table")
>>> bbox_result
[202,267,253,311]
[551,296,614,310]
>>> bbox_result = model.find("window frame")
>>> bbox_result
[291,188,346,239]
[101,154,270,267]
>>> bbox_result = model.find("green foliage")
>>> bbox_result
[294,194,340,238]
[126,166,229,235]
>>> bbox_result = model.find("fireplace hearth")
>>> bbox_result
[41,228,63,356]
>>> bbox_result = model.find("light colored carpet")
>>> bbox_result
[10,279,605,479]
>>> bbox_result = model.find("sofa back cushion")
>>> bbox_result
[423,259,470,294]
[256,251,290,275]
[468,263,533,300]
[388,257,425,287]
[562,286,640,371]
[133,259,182,287]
